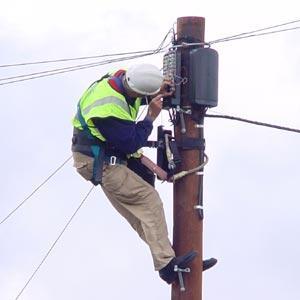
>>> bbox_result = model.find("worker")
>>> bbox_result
[71,64,217,284]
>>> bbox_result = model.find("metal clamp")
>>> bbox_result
[194,204,203,210]
[176,106,192,115]
[196,171,204,176]
[179,110,186,134]
[109,156,117,165]
[174,265,191,292]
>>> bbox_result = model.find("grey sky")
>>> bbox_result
[0,0,300,299]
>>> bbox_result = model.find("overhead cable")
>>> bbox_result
[155,27,175,52]
[0,27,173,70]
[14,185,95,300]
[210,26,300,44]
[171,19,300,48]
[0,28,173,87]
[0,156,72,226]
[209,19,300,44]
[0,51,163,86]
[0,49,165,69]
[205,113,300,134]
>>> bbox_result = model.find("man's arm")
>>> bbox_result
[92,117,153,154]
[91,91,169,154]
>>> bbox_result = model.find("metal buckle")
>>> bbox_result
[110,156,117,165]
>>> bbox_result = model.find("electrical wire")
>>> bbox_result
[209,19,300,44]
[14,185,95,300]
[1,18,299,74]
[172,154,209,181]
[0,51,164,86]
[205,113,300,134]
[0,156,72,226]
[0,49,166,68]
[0,28,173,87]
[170,19,300,47]
[172,25,300,48]
[2,19,299,86]
[136,97,149,121]
[0,61,110,81]
[210,26,300,44]
[154,27,174,53]
[0,50,165,82]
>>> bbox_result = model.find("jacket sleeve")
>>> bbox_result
[91,116,153,154]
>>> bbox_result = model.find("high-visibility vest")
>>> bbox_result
[72,77,142,142]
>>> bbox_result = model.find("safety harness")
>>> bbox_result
[72,74,111,185]
[73,104,105,186]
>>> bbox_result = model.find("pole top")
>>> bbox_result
[177,16,205,23]
[177,16,205,42]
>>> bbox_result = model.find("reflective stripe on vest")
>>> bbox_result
[82,96,130,115]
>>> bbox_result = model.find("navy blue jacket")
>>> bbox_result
[92,116,153,159]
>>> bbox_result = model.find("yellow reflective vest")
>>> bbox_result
[73,77,142,142]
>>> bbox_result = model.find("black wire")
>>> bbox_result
[0,156,72,226]
[205,113,300,134]
[14,185,95,300]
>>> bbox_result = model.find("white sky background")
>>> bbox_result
[0,0,300,299]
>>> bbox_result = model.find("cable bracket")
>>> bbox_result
[177,106,192,115]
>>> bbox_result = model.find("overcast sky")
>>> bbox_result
[1,1,300,299]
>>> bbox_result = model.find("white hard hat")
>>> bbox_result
[125,64,163,96]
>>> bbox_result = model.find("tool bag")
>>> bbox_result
[127,157,155,187]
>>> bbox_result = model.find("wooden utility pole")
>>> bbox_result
[172,16,206,300]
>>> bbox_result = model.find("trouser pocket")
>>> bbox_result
[72,152,94,181]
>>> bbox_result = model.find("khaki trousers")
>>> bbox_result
[73,152,175,270]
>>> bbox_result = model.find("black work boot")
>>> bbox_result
[203,257,218,271]
[159,251,198,284]
[159,252,218,284]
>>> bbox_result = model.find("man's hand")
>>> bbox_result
[159,79,175,97]
[146,80,175,122]
[150,79,175,99]
[147,95,163,122]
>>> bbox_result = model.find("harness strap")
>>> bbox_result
[74,72,129,185]
[76,100,104,185]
